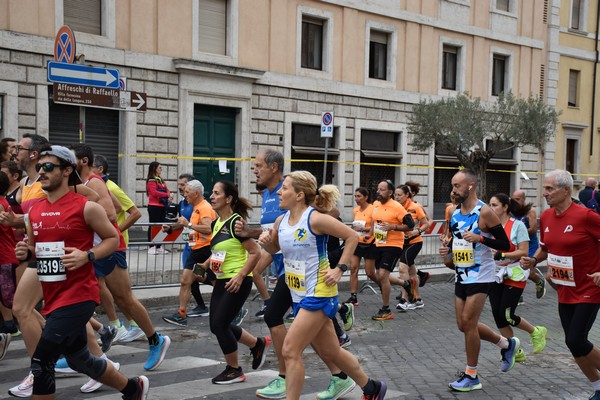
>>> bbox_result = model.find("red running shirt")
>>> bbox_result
[29,191,99,315]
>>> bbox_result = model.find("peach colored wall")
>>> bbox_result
[157,0,192,58]
[238,0,270,70]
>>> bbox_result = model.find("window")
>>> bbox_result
[199,0,227,55]
[301,17,324,70]
[369,30,388,80]
[566,138,578,173]
[0,95,3,132]
[570,0,582,30]
[496,0,510,11]
[568,69,579,107]
[64,0,101,35]
[442,45,458,90]
[360,130,401,196]
[291,124,337,184]
[492,54,507,96]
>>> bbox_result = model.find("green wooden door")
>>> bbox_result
[193,105,236,197]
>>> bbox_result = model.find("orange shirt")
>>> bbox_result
[189,199,216,250]
[403,198,426,244]
[353,203,375,244]
[372,199,409,248]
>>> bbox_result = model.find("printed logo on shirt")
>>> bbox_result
[563,225,573,233]
[544,227,549,233]
[294,228,308,242]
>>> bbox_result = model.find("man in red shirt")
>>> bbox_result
[522,169,600,400]
[16,146,149,399]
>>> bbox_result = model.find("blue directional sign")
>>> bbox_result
[47,61,120,89]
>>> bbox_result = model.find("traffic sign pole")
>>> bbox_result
[320,112,334,186]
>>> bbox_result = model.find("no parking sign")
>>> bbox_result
[321,111,334,138]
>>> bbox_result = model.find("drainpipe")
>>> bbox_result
[590,3,600,158]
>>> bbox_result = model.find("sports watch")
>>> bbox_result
[337,264,349,273]
[87,250,96,262]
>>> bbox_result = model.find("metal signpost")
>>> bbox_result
[321,111,334,186]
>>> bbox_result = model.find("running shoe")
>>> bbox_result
[99,324,118,352]
[531,326,547,354]
[80,361,120,393]
[147,247,158,255]
[448,372,482,392]
[500,337,521,372]
[251,336,271,370]
[188,305,210,317]
[144,332,171,371]
[232,308,249,326]
[122,376,150,400]
[212,365,246,384]
[514,348,526,363]
[345,295,359,306]
[120,325,146,343]
[255,304,268,318]
[372,309,394,321]
[162,312,188,327]
[256,376,286,399]
[396,299,408,312]
[413,299,424,309]
[338,335,351,348]
[417,270,430,287]
[8,372,34,398]
[112,320,128,343]
[55,356,78,374]
[340,303,354,331]
[317,376,356,400]
[361,380,387,399]
[0,332,10,361]
[285,311,295,322]
[589,390,600,400]
[535,271,546,299]
[518,296,525,306]
[0,323,21,337]
[155,247,170,254]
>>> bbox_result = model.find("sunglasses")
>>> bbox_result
[35,162,65,173]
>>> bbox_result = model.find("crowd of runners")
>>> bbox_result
[0,141,598,400]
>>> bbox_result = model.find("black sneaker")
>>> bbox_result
[99,325,118,353]
[162,312,188,327]
[251,336,271,370]
[212,365,246,384]
[255,304,268,318]
[0,323,20,337]
[417,270,430,287]
[188,306,209,318]
[122,376,149,400]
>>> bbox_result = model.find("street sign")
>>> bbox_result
[54,25,76,63]
[321,111,334,138]
[53,83,147,112]
[47,61,120,89]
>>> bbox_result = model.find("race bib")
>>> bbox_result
[374,224,387,244]
[188,230,197,247]
[353,220,366,236]
[453,238,475,267]
[548,253,575,287]
[284,259,306,295]
[210,250,226,276]
[182,227,190,243]
[35,241,66,282]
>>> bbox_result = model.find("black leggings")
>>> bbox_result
[264,275,292,328]
[399,242,423,266]
[147,205,166,247]
[488,283,524,329]
[558,302,600,357]
[209,276,253,355]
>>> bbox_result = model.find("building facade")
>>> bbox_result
[0,0,561,220]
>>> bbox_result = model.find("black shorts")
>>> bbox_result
[354,242,377,260]
[184,246,212,270]
[42,301,96,348]
[375,246,403,272]
[454,282,494,300]
[399,242,423,266]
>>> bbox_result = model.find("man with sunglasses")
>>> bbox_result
[370,180,416,321]
[15,145,150,399]
[71,143,170,372]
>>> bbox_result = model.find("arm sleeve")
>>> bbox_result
[481,223,511,251]
[402,213,415,229]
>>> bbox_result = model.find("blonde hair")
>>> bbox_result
[287,171,340,211]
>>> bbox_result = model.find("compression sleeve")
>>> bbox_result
[481,224,511,251]
[402,214,415,229]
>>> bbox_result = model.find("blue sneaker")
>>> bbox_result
[589,390,600,400]
[55,356,77,374]
[500,337,521,372]
[144,333,171,371]
[448,372,482,392]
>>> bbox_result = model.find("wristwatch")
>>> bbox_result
[87,250,96,262]
[188,222,193,228]
[337,264,349,273]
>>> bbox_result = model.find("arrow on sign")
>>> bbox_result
[47,61,120,89]
[132,93,145,110]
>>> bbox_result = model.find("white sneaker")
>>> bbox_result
[148,247,158,255]
[120,326,146,343]
[0,332,11,360]
[80,361,120,393]
[9,372,34,398]
[113,321,128,343]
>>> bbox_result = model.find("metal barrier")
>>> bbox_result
[125,221,452,288]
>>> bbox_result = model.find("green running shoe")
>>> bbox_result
[317,376,356,400]
[256,376,286,399]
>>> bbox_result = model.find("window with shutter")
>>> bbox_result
[568,70,579,107]
[369,30,388,80]
[496,0,510,12]
[64,0,102,36]
[199,0,227,55]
